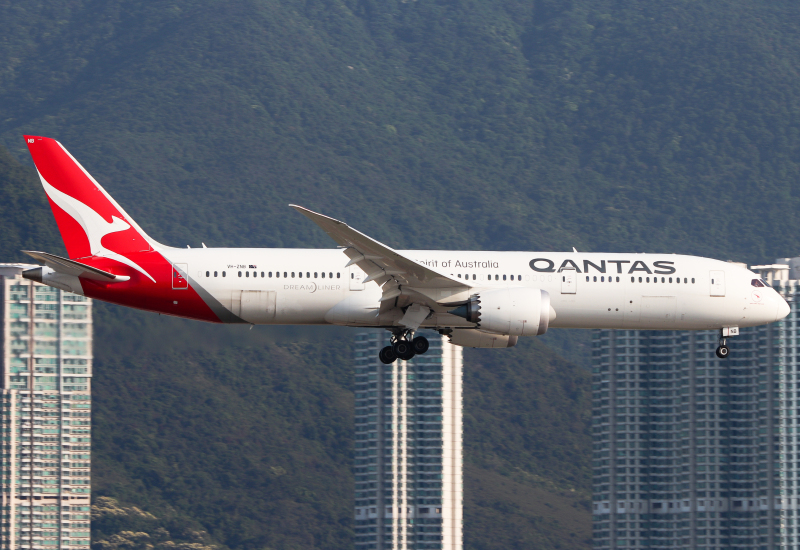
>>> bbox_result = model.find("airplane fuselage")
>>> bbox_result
[58,248,786,332]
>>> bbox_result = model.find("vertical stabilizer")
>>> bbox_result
[23,135,157,259]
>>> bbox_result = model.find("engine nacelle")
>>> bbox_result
[449,288,554,336]
[448,329,518,348]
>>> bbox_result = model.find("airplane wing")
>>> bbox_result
[290,205,471,307]
[23,250,131,282]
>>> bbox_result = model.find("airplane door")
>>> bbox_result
[172,263,188,289]
[350,265,365,291]
[709,270,726,297]
[561,268,577,294]
[230,290,276,322]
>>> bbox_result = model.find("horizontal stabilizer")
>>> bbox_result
[22,250,130,282]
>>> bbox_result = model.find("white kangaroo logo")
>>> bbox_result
[38,174,157,283]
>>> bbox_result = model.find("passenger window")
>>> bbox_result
[495,275,499,281]
[638,277,642,282]
[238,271,242,277]
[245,271,249,278]
[661,277,665,283]
[601,276,604,282]
[276,272,280,278]
[586,276,590,282]
[503,275,507,281]
[631,277,634,282]
[321,272,325,278]
[206,271,210,277]
[222,271,226,277]
[299,272,303,278]
[518,275,521,280]
[307,272,310,278]
[331,272,334,278]
[314,272,318,278]
[457,274,461,278]
[646,277,650,283]
[692,278,695,284]
[684,278,687,283]
[351,273,354,279]
[292,272,295,278]
[669,277,672,283]
[616,276,619,282]
[593,276,597,282]
[214,271,218,277]
[269,272,272,278]
[337,273,341,278]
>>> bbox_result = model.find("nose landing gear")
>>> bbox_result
[379,330,430,364]
[715,327,737,359]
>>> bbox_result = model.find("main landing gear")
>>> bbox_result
[379,330,430,364]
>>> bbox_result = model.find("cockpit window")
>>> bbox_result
[752,278,771,288]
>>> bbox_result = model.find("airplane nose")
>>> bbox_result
[777,296,791,321]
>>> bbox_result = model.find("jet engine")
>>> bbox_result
[448,288,554,336]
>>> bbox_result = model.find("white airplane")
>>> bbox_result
[20,135,789,363]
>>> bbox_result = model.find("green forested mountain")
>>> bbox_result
[3,0,800,548]
[2,0,800,261]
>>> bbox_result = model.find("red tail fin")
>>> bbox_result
[24,135,155,259]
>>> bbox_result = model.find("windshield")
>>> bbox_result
[751,278,771,288]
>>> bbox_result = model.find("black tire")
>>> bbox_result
[393,340,416,361]
[412,336,430,355]
[379,345,397,364]
[715,345,729,359]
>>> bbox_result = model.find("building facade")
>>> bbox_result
[1,264,92,549]
[354,331,463,550]
[591,261,800,549]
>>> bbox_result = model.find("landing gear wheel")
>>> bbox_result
[393,339,416,361]
[715,345,729,359]
[412,336,430,355]
[379,345,397,364]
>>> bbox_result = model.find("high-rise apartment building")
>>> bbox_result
[591,260,800,550]
[354,331,463,550]
[1,264,92,549]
